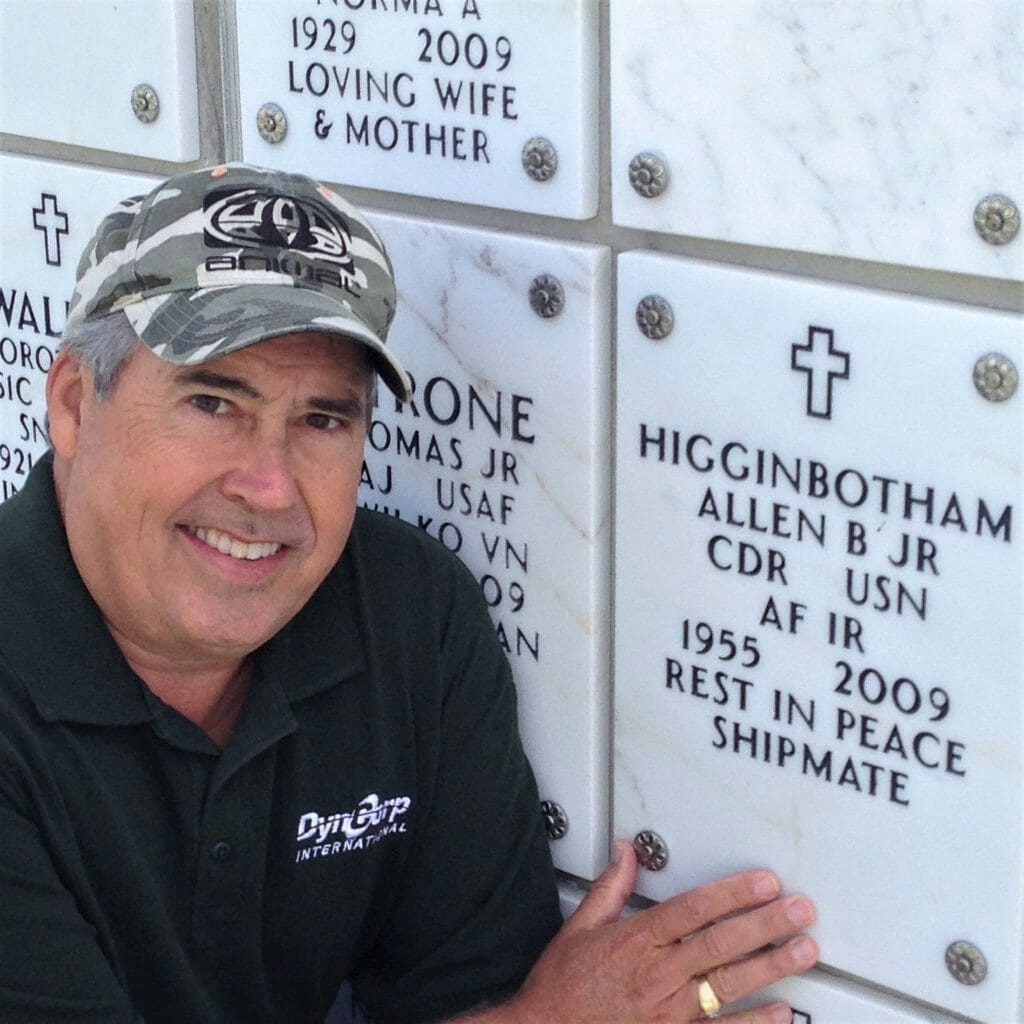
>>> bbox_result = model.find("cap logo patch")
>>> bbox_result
[203,186,355,273]
[68,162,411,401]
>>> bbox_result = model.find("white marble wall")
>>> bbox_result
[614,251,1023,1021]
[0,156,159,499]
[0,0,199,160]
[236,0,600,217]
[611,0,1023,279]
[359,211,612,880]
[1,1,1021,1021]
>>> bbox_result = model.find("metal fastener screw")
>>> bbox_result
[629,153,669,198]
[529,275,565,319]
[522,137,558,183]
[945,941,987,985]
[974,195,1019,245]
[130,84,160,124]
[973,352,1018,402]
[541,801,569,841]
[633,830,669,871]
[636,295,674,340]
[257,103,288,144]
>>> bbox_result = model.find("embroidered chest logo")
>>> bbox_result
[295,793,412,862]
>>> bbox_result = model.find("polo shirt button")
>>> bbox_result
[210,840,233,862]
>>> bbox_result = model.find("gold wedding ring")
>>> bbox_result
[697,977,723,1019]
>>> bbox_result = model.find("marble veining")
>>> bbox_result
[364,209,612,881]
[611,0,1023,279]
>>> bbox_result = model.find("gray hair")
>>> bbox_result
[59,309,379,423]
[59,310,139,399]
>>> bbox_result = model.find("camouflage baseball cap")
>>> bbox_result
[65,162,411,400]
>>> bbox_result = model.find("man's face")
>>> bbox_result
[50,332,370,668]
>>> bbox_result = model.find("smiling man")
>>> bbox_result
[49,331,372,747]
[0,164,817,1024]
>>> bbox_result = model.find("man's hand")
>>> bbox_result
[478,841,818,1024]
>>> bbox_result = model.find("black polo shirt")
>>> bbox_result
[0,455,561,1024]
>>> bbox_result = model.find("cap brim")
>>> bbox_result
[122,283,411,402]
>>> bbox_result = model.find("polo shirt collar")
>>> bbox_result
[0,454,367,727]
[255,544,368,705]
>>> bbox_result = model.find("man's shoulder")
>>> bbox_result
[0,459,60,603]
[0,478,42,557]
[334,507,487,634]
[348,506,474,586]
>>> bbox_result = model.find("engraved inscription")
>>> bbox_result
[282,2,516,165]
[640,421,1003,806]
[361,371,540,663]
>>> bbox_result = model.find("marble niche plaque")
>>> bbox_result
[610,0,1023,280]
[614,251,1023,1021]
[0,1,199,161]
[360,211,611,879]
[236,0,598,219]
[0,155,158,501]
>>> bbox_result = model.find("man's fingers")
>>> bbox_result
[642,870,782,947]
[714,1001,795,1024]
[560,840,637,934]
[684,893,816,971]
[638,892,815,998]
[704,935,818,1011]
[659,935,817,1023]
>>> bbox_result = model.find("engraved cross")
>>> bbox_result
[33,193,69,267]
[791,325,850,419]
